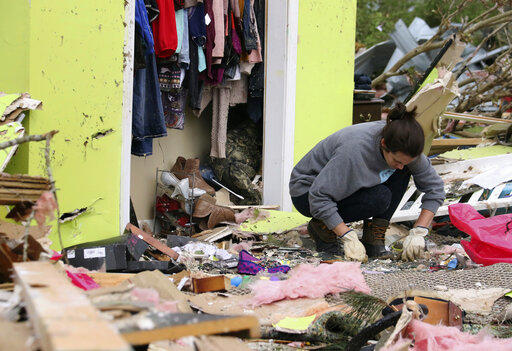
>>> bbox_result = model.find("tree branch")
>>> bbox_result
[466,10,512,35]
[462,3,499,31]
[455,22,509,77]
[0,130,58,150]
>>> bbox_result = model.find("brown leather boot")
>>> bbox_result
[307,218,340,254]
[171,157,215,196]
[193,194,235,229]
[362,218,391,258]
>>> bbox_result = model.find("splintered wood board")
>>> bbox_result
[87,272,135,287]
[13,262,131,351]
[120,313,259,345]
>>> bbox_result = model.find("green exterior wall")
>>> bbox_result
[1,1,30,175]
[1,1,128,249]
[294,0,357,163]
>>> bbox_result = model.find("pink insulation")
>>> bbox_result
[232,241,253,253]
[34,191,57,226]
[250,262,370,306]
[383,319,512,351]
[234,208,270,224]
[131,287,160,305]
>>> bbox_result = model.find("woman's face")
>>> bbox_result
[381,139,416,170]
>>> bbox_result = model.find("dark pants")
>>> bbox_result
[132,51,167,156]
[292,168,410,223]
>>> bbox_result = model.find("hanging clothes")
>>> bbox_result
[202,0,216,81]
[162,89,187,129]
[184,0,201,8]
[152,0,178,58]
[186,37,204,110]
[247,0,264,122]
[132,0,167,156]
[174,0,185,9]
[174,9,185,54]
[188,3,207,47]
[178,7,190,68]
[144,0,160,22]
[242,0,258,52]
[197,76,248,158]
[211,0,225,59]
[246,0,262,63]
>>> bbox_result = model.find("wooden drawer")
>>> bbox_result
[353,98,384,125]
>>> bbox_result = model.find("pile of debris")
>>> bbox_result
[2,187,512,350]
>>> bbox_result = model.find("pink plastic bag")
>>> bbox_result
[448,203,512,266]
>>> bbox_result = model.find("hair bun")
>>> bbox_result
[387,103,417,122]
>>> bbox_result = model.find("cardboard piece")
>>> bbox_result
[121,270,192,313]
[192,275,231,293]
[406,71,460,154]
[66,243,127,271]
[125,233,149,261]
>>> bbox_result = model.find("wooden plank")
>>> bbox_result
[442,112,512,125]
[0,221,50,240]
[431,138,486,147]
[0,173,50,183]
[0,180,51,189]
[13,262,131,351]
[120,313,259,345]
[87,272,135,288]
[126,223,179,260]
[0,188,48,195]
[0,194,42,204]
[468,189,484,204]
[192,276,231,294]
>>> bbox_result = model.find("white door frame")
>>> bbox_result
[120,0,135,233]
[262,0,299,212]
[119,0,299,230]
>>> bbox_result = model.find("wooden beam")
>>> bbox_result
[126,223,179,260]
[431,138,487,147]
[120,313,259,345]
[442,111,512,125]
[13,262,131,351]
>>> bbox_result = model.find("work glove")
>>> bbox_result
[401,226,429,261]
[338,230,368,262]
[176,252,196,267]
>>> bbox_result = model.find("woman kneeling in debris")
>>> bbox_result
[289,103,445,262]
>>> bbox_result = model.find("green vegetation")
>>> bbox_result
[356,0,491,48]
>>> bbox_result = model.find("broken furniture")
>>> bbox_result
[191,275,232,294]
[353,98,384,124]
[391,153,512,222]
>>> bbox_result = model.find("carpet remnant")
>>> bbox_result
[250,262,370,306]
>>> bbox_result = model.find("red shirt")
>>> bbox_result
[152,0,178,57]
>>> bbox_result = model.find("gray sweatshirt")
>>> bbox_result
[289,120,445,230]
